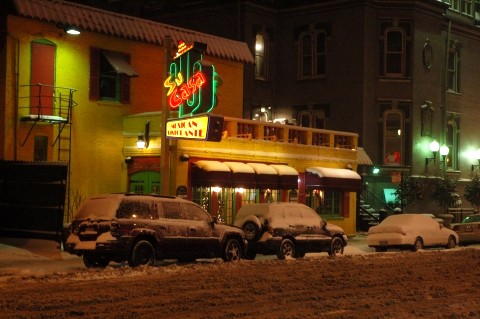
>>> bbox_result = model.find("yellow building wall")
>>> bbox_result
[4,16,245,218]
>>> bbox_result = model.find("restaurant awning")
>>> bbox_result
[191,160,232,187]
[305,167,361,192]
[102,51,139,77]
[357,147,373,166]
[270,165,299,190]
[246,163,278,189]
[223,162,256,188]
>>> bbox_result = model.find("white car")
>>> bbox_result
[367,214,458,252]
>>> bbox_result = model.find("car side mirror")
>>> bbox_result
[210,216,218,226]
[321,219,327,229]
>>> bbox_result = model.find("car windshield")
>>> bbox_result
[75,196,121,220]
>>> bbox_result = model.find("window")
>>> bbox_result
[162,202,185,219]
[383,110,404,165]
[255,32,268,80]
[299,30,326,79]
[34,136,48,161]
[184,203,209,221]
[447,43,461,93]
[117,200,159,219]
[295,104,329,129]
[379,19,412,78]
[462,0,474,16]
[446,113,460,170]
[451,0,460,11]
[89,47,138,103]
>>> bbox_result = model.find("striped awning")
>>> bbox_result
[191,161,298,189]
[305,167,362,192]
[357,147,373,166]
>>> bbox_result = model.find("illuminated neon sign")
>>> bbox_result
[164,71,206,110]
[166,114,224,142]
[164,40,221,118]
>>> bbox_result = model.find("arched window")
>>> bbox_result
[383,110,404,165]
[255,32,268,80]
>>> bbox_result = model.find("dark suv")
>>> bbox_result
[233,203,347,260]
[65,194,247,268]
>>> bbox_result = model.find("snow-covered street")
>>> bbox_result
[1,236,479,318]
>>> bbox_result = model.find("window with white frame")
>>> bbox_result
[447,43,461,93]
[299,30,326,79]
[451,0,460,11]
[379,19,412,78]
[255,32,268,80]
[462,0,474,15]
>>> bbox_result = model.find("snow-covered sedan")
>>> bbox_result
[452,214,480,246]
[367,214,458,252]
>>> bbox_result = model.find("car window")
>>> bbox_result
[284,207,302,221]
[116,200,159,219]
[463,215,480,223]
[162,202,185,220]
[300,207,320,224]
[184,203,210,222]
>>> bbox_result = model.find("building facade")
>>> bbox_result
[146,0,480,220]
[1,0,364,235]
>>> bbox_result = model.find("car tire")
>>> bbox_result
[222,238,242,262]
[277,238,295,260]
[82,254,110,268]
[446,236,456,249]
[328,237,344,257]
[128,240,156,267]
[242,221,261,242]
[412,237,423,252]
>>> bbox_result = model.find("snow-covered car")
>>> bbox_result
[233,202,347,260]
[452,214,480,246]
[367,214,458,252]
[65,194,247,268]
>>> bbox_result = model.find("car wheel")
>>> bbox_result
[82,254,110,268]
[328,237,345,257]
[222,238,242,262]
[412,237,423,252]
[242,221,260,242]
[128,240,155,267]
[446,236,456,249]
[277,238,295,260]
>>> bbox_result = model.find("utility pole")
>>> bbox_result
[160,36,173,196]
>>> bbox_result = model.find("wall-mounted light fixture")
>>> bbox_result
[57,23,81,35]
[425,138,440,171]
[471,148,480,173]
[136,121,150,149]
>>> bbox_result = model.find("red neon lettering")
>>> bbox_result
[167,71,207,110]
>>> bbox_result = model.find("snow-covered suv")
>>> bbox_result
[65,194,247,267]
[233,203,347,260]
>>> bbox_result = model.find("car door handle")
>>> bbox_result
[189,227,197,232]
